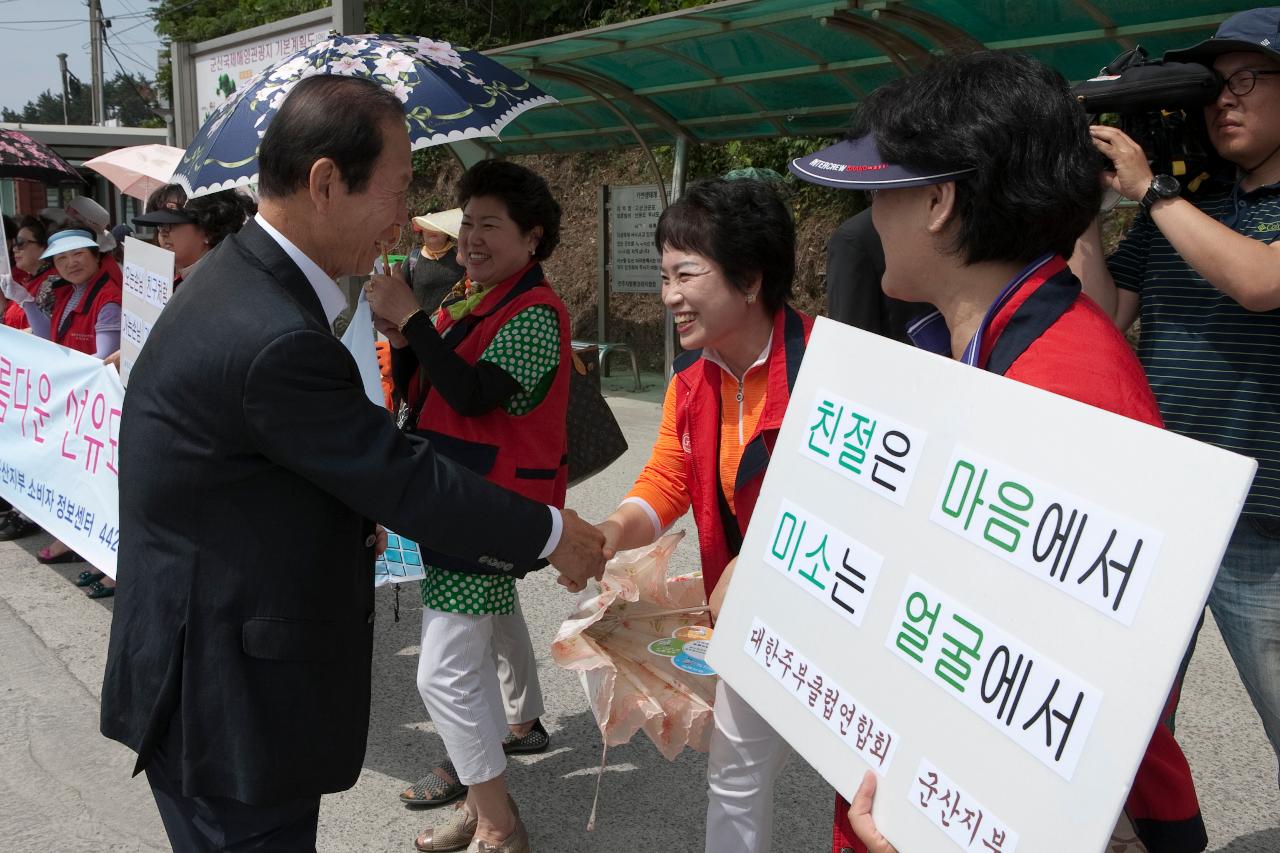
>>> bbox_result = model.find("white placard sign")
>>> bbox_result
[119,237,175,388]
[608,184,664,293]
[705,318,1255,853]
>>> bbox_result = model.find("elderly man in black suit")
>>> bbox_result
[101,74,607,852]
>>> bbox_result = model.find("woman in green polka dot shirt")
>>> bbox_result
[369,161,571,853]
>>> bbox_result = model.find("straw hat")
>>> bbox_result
[411,208,463,239]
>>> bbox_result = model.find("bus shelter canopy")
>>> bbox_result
[484,0,1250,155]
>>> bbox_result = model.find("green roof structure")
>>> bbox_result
[484,0,1249,156]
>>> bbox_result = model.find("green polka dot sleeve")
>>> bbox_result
[480,305,562,416]
[420,566,516,616]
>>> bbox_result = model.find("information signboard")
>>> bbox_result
[609,184,664,294]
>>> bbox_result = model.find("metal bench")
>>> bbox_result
[572,340,643,392]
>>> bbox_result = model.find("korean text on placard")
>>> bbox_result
[764,498,883,628]
[798,389,927,506]
[885,575,1101,780]
[930,447,1161,625]
[910,758,1019,852]
[747,618,898,772]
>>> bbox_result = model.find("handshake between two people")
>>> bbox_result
[548,508,613,593]
[368,509,612,592]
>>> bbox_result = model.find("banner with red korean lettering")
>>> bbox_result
[0,326,122,576]
[706,318,1256,853]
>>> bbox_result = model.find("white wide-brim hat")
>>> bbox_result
[411,208,463,239]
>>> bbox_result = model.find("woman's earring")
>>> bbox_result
[746,292,757,304]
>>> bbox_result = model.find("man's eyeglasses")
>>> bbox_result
[1219,68,1280,97]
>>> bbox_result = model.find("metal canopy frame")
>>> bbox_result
[479,0,1244,379]
[485,0,1245,159]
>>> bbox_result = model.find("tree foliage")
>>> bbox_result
[1,72,164,128]
[149,0,702,53]
[145,0,706,108]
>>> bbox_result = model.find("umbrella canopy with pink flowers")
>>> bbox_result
[553,532,719,827]
[553,532,718,761]
[0,129,82,184]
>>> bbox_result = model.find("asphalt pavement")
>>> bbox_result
[0,388,1276,853]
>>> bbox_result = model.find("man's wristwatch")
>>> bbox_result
[1140,174,1180,214]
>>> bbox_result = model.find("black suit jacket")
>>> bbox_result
[101,220,552,805]
[825,208,922,343]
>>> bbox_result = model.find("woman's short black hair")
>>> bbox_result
[186,190,256,248]
[145,183,187,214]
[3,214,15,244]
[456,160,562,261]
[17,216,49,247]
[654,179,795,313]
[850,51,1102,265]
[258,75,404,199]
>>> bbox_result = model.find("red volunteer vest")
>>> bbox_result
[50,268,121,355]
[674,304,812,601]
[416,262,571,508]
[4,264,53,330]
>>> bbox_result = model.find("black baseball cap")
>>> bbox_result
[1164,8,1280,65]
[788,134,975,190]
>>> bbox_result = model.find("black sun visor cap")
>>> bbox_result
[133,207,197,227]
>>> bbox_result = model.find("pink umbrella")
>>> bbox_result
[0,129,82,184]
[85,144,184,201]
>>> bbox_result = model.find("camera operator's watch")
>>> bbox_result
[1140,174,1180,214]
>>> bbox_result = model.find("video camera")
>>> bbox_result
[1072,46,1224,188]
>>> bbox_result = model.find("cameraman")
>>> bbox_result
[1072,7,1280,779]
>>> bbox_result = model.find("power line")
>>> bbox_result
[103,29,161,116]
[0,21,81,31]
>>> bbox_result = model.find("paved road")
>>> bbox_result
[0,394,1276,852]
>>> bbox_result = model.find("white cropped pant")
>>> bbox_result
[704,680,792,853]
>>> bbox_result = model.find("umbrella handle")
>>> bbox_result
[587,740,608,832]
[639,605,710,620]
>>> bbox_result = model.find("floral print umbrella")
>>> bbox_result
[552,532,717,828]
[173,33,556,197]
[0,129,82,184]
[553,531,717,759]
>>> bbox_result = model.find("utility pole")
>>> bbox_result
[155,50,175,146]
[56,53,70,124]
[88,0,106,125]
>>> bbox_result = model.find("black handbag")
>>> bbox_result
[566,351,628,486]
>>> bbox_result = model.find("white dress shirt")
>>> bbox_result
[253,213,563,560]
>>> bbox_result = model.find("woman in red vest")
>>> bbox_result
[12,228,123,582]
[595,178,813,853]
[367,160,570,853]
[790,52,1207,853]
[3,217,54,330]
[20,228,123,357]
